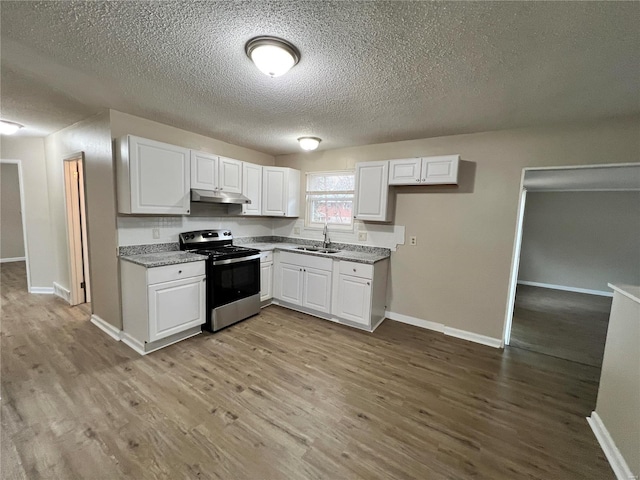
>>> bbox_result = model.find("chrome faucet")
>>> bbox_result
[322,223,330,248]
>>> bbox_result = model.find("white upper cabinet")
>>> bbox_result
[262,166,300,217]
[190,150,218,190]
[218,156,243,193]
[389,155,459,185]
[354,161,394,222]
[242,162,263,215]
[388,158,422,184]
[190,152,243,193]
[117,135,191,215]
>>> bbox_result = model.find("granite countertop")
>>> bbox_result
[243,242,390,265]
[120,251,207,268]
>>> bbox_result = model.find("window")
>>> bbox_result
[306,171,355,230]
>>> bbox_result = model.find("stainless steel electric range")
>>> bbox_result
[179,230,261,332]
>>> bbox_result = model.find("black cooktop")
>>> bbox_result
[194,245,260,261]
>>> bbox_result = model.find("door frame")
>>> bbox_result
[0,159,31,291]
[502,162,640,346]
[62,152,91,305]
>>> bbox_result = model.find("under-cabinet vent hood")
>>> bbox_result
[191,189,251,205]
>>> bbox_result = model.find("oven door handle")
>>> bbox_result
[211,253,262,266]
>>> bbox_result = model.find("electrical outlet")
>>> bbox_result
[358,232,367,241]
[409,236,417,246]
[152,228,160,239]
[293,227,301,235]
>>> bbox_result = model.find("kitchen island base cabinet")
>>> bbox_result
[120,260,206,355]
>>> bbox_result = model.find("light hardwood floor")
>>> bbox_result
[511,285,611,367]
[1,262,613,479]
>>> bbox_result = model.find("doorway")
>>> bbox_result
[0,159,30,291]
[503,163,640,357]
[63,153,91,305]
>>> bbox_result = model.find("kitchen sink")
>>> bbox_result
[294,246,341,254]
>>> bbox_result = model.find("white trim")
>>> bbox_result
[0,257,26,263]
[386,311,502,348]
[53,282,71,303]
[443,327,503,349]
[370,315,386,332]
[29,287,54,294]
[0,159,32,292]
[90,314,122,341]
[385,310,444,333]
[608,283,640,304]
[120,332,145,355]
[523,162,640,172]
[517,280,613,298]
[503,181,527,346]
[587,412,637,480]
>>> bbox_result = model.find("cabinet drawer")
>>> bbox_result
[338,260,373,279]
[260,251,274,264]
[147,261,205,285]
[278,251,333,271]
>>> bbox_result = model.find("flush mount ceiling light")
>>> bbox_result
[0,120,24,135]
[298,137,321,151]
[245,36,300,77]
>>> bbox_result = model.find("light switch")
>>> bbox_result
[358,232,367,241]
[152,228,160,239]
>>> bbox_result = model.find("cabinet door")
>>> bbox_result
[421,155,459,184]
[335,274,371,326]
[276,262,303,305]
[218,157,243,193]
[242,163,263,215]
[262,167,286,216]
[388,158,421,185]
[190,151,218,190]
[148,275,206,342]
[302,267,332,314]
[128,136,190,214]
[260,262,273,302]
[354,161,391,222]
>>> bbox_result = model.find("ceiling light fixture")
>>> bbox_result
[0,120,24,135]
[245,36,300,77]
[298,137,321,151]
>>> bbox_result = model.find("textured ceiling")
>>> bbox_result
[1,1,638,154]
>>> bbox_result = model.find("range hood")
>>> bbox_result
[191,189,251,205]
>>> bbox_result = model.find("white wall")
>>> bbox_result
[518,191,640,293]
[0,137,54,288]
[0,163,25,259]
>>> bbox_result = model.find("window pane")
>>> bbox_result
[308,194,353,224]
[307,173,355,192]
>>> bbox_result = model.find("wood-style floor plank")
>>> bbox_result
[511,284,611,367]
[1,262,613,479]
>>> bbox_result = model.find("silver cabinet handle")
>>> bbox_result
[367,282,370,286]
[353,268,356,272]
[178,270,182,274]
[416,178,420,182]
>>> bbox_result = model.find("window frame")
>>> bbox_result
[304,170,356,231]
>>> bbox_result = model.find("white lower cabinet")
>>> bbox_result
[259,251,274,302]
[332,259,389,330]
[274,251,332,314]
[335,274,371,326]
[120,259,206,354]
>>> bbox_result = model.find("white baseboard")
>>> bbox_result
[53,282,71,303]
[90,315,122,341]
[385,311,445,333]
[587,411,636,480]
[518,280,613,298]
[386,311,502,349]
[29,286,54,294]
[443,326,503,348]
[0,257,26,263]
[120,332,145,355]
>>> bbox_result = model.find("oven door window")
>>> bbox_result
[210,259,260,307]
